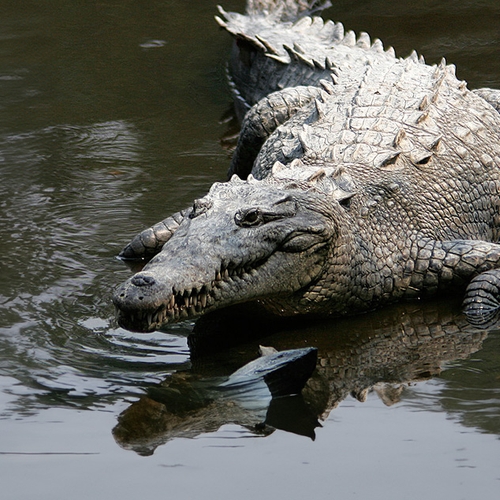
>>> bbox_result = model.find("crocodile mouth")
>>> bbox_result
[115,260,262,332]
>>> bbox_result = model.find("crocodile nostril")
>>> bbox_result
[131,274,156,287]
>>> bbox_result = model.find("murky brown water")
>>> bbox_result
[1,1,500,499]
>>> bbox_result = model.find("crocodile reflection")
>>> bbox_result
[113,346,320,456]
[113,301,488,456]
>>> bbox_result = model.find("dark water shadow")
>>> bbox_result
[112,297,497,455]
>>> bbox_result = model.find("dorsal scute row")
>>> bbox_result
[221,4,500,189]
[256,55,480,181]
[216,6,400,72]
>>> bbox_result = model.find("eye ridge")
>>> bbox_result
[189,198,212,219]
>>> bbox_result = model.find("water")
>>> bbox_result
[1,1,500,499]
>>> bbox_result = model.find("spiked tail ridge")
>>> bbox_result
[217,0,400,111]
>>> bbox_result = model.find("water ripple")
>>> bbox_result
[0,119,195,415]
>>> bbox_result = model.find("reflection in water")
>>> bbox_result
[113,300,493,455]
[113,346,319,455]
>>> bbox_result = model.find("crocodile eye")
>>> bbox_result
[244,209,259,224]
[234,208,262,227]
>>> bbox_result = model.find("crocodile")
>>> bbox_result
[113,0,500,333]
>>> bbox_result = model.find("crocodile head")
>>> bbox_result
[113,175,346,332]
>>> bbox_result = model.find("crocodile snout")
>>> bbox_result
[114,273,158,305]
[112,272,166,332]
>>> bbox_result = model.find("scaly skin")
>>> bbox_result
[113,1,500,331]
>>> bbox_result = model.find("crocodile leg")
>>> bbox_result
[228,85,324,179]
[118,209,189,261]
[410,238,500,323]
[473,88,500,113]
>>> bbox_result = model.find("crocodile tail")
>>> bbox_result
[216,1,337,116]
[245,0,332,21]
[217,1,396,118]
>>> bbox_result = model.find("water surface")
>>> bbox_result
[1,1,500,499]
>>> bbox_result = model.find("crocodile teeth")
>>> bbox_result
[138,258,266,329]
